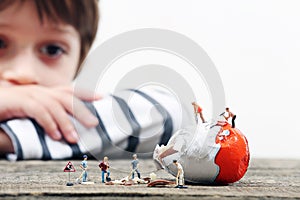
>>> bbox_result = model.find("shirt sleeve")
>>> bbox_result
[0,86,193,160]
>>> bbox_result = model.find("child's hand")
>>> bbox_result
[0,85,101,143]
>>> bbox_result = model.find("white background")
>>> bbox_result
[93,0,300,159]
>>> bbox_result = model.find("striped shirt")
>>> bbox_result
[0,86,193,160]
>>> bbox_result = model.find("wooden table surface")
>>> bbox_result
[1,158,300,199]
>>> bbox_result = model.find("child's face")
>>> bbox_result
[0,1,81,87]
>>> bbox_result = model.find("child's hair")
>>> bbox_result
[0,0,99,75]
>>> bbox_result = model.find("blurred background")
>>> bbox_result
[92,0,300,159]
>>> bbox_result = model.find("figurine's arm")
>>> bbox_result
[130,162,133,170]
[193,105,197,114]
[224,112,230,120]
[178,168,182,175]
[79,164,84,170]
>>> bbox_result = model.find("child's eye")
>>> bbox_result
[0,38,7,49]
[0,38,8,57]
[40,44,66,58]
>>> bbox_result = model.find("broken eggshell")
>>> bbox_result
[153,121,250,184]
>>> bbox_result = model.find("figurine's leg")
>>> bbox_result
[232,115,236,128]
[136,169,141,179]
[82,171,87,182]
[200,112,206,123]
[101,171,105,183]
[179,174,184,186]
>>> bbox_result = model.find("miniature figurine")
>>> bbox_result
[77,155,88,183]
[130,154,141,179]
[173,160,185,188]
[192,102,206,123]
[99,156,110,183]
[223,107,237,128]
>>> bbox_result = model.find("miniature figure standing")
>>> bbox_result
[99,156,110,183]
[223,107,237,128]
[192,102,206,123]
[173,160,184,188]
[130,154,141,179]
[78,155,88,183]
